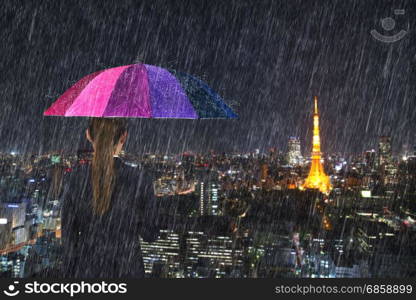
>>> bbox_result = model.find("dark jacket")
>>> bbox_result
[61,156,159,278]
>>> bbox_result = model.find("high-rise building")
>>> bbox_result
[0,202,26,230]
[197,182,220,216]
[302,97,332,194]
[184,232,243,278]
[0,202,28,248]
[378,136,396,184]
[195,170,220,216]
[364,149,377,173]
[260,163,268,184]
[140,230,181,277]
[287,137,303,166]
[378,136,393,167]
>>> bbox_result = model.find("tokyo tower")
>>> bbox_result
[303,96,332,194]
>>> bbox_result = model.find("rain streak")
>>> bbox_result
[0,0,415,279]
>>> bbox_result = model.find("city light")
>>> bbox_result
[360,190,372,198]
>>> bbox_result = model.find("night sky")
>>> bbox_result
[1,0,415,156]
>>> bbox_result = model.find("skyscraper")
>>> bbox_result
[140,230,181,277]
[364,149,377,173]
[184,232,244,278]
[287,137,303,166]
[260,163,268,184]
[378,136,396,184]
[196,169,220,216]
[303,97,332,194]
[378,136,393,167]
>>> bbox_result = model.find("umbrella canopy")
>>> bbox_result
[44,63,237,119]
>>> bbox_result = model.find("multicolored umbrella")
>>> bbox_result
[43,63,237,119]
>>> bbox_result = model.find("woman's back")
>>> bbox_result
[61,156,159,278]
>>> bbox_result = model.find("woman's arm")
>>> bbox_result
[136,168,160,243]
[60,171,81,257]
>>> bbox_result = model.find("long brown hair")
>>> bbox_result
[87,118,127,215]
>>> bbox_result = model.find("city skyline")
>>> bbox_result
[1,129,415,278]
[1,0,416,281]
[1,131,412,160]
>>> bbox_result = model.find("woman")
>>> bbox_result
[60,118,159,278]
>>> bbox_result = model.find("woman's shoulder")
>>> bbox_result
[64,157,154,192]
[60,163,91,210]
[63,161,90,184]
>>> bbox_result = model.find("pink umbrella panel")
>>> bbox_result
[44,63,238,119]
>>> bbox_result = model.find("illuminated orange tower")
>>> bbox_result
[303,96,332,194]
